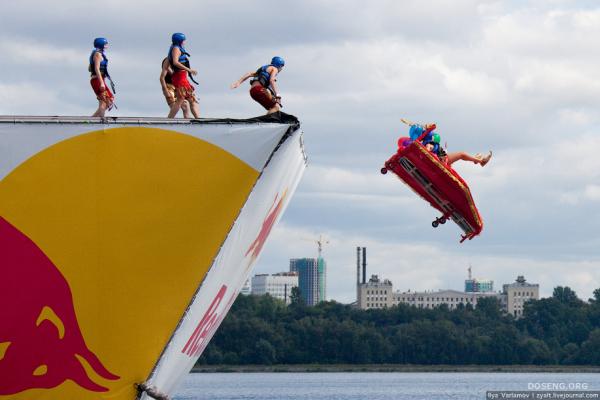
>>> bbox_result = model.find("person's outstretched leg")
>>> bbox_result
[447,151,492,166]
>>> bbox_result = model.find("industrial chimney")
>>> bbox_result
[356,247,361,286]
[362,247,366,284]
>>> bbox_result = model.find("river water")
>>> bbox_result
[174,372,600,400]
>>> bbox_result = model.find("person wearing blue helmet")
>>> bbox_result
[230,56,285,114]
[89,37,114,117]
[167,32,200,118]
[402,120,492,166]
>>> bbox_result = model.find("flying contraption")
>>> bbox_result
[381,121,483,243]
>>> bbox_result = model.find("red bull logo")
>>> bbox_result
[0,125,274,399]
[245,189,288,267]
[182,285,227,358]
[0,216,119,394]
[181,285,238,358]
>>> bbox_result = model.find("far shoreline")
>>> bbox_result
[191,364,600,373]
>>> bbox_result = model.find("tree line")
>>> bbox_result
[197,286,600,365]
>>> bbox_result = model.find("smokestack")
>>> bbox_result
[356,247,361,286]
[362,247,366,284]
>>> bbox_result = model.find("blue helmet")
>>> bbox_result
[172,32,186,45]
[93,37,108,49]
[271,56,285,68]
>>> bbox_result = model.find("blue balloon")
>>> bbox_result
[409,125,424,140]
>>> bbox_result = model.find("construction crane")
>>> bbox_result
[315,234,329,259]
[303,234,329,259]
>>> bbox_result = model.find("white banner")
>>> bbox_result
[145,126,306,398]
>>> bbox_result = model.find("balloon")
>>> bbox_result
[397,136,411,150]
[409,125,424,140]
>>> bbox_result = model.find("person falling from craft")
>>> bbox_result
[400,119,492,167]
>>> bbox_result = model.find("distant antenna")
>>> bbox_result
[468,264,472,280]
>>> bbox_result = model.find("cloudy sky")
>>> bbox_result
[2,0,599,303]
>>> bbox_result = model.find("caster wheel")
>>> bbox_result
[432,221,439,228]
[380,168,388,174]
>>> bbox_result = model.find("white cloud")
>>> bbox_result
[435,60,509,105]
[2,0,600,302]
[584,185,600,201]
[301,165,405,196]
[558,108,596,126]
[0,83,88,115]
[0,38,82,66]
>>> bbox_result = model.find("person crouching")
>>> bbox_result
[231,57,285,114]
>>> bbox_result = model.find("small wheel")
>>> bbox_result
[439,218,446,224]
[432,221,439,228]
[380,167,388,175]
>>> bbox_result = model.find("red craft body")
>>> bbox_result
[382,139,483,242]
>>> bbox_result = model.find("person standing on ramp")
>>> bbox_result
[160,56,191,118]
[167,33,200,119]
[89,37,115,117]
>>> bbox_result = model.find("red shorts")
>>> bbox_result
[250,85,277,110]
[90,77,114,105]
[172,71,197,102]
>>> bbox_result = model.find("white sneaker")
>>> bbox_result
[480,151,492,166]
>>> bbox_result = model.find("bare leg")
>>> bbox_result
[266,104,281,114]
[447,151,492,167]
[446,151,482,166]
[189,101,200,119]
[262,91,280,115]
[181,101,191,119]
[92,100,108,118]
[168,99,184,118]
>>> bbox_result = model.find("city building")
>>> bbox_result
[464,266,494,292]
[290,258,326,306]
[251,272,298,304]
[502,275,539,318]
[465,280,494,292]
[394,289,500,309]
[358,274,394,309]
[355,247,394,310]
[394,275,539,318]
[240,278,251,296]
[351,247,539,318]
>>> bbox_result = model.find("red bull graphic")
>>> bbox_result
[181,286,238,359]
[0,216,119,394]
[245,189,288,266]
[0,119,305,400]
[181,285,227,357]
